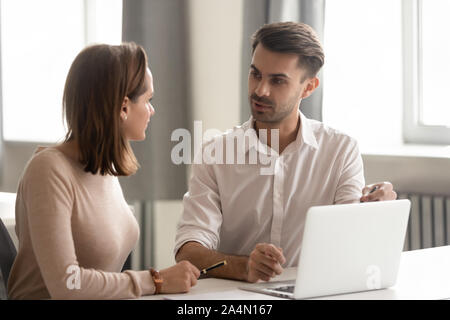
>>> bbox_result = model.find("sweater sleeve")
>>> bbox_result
[21,152,155,299]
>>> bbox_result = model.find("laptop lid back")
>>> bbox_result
[294,199,411,299]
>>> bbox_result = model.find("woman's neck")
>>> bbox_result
[56,140,81,163]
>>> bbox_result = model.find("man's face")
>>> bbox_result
[248,44,312,124]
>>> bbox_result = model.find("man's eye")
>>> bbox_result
[272,78,284,85]
[251,71,261,79]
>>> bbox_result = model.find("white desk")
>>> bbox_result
[138,246,450,300]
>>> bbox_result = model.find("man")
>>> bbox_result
[174,22,396,283]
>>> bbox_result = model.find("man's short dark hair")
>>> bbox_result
[251,22,324,80]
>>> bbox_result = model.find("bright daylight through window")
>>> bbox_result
[419,0,450,127]
[1,0,122,142]
[323,0,403,150]
[324,0,450,147]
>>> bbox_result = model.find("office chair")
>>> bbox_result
[0,217,17,297]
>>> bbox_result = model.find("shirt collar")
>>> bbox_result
[241,109,319,155]
[240,118,272,155]
[298,110,319,150]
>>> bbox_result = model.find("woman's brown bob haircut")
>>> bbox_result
[251,22,324,81]
[63,42,148,176]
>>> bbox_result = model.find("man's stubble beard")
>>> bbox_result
[250,95,301,124]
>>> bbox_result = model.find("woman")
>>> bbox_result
[7,42,200,299]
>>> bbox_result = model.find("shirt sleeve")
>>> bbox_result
[22,153,155,299]
[333,138,365,204]
[174,156,223,257]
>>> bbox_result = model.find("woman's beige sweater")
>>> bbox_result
[8,147,154,299]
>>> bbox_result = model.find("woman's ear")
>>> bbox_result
[121,97,130,121]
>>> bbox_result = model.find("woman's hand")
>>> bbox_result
[158,260,200,294]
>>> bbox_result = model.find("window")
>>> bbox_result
[403,0,450,144]
[0,0,122,143]
[323,0,403,151]
[419,0,450,126]
[324,0,450,148]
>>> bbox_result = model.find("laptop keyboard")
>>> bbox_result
[272,285,295,294]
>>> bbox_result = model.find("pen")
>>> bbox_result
[369,186,379,194]
[361,185,379,202]
[201,260,227,275]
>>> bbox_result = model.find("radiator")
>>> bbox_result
[399,193,450,251]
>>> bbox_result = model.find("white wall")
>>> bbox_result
[187,0,243,131]
[153,200,184,269]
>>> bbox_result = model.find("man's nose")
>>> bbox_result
[254,79,270,97]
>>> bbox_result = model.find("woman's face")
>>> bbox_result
[121,68,155,141]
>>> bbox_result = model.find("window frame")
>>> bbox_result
[402,0,450,145]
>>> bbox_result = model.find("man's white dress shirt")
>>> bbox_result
[175,111,365,267]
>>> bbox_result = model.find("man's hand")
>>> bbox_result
[247,243,286,283]
[360,182,397,202]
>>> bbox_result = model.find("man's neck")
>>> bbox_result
[254,111,301,154]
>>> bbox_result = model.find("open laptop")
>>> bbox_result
[239,199,411,299]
